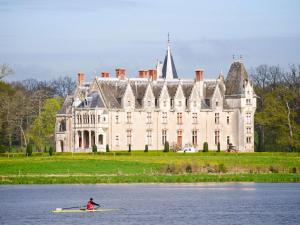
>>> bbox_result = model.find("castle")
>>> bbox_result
[55,41,256,152]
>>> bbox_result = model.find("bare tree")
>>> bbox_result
[0,64,13,79]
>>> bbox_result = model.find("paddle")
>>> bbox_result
[56,206,85,211]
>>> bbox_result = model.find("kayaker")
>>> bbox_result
[86,197,100,210]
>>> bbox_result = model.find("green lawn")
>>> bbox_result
[0,151,299,184]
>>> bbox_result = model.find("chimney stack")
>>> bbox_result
[138,70,148,78]
[195,69,204,81]
[148,69,157,80]
[116,68,125,79]
[77,72,85,85]
[101,72,109,78]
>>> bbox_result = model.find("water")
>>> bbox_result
[0,183,299,225]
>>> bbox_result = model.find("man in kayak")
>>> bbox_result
[86,198,100,210]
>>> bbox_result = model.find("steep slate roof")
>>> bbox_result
[166,83,179,98]
[204,81,217,98]
[58,95,73,114]
[78,91,105,108]
[152,83,164,99]
[181,83,194,98]
[162,44,178,79]
[98,81,126,108]
[225,61,248,96]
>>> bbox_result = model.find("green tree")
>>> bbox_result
[106,144,110,152]
[26,144,33,156]
[27,98,63,150]
[49,146,53,156]
[92,145,97,153]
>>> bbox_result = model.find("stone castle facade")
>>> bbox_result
[55,42,256,152]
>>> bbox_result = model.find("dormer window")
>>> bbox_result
[128,101,131,106]
[163,101,166,107]
[155,99,158,107]
[246,99,251,105]
[84,99,88,106]
[193,101,196,107]
[170,99,174,108]
[147,100,151,107]
[216,101,219,106]
[178,101,182,106]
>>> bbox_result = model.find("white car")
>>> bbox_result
[177,147,197,153]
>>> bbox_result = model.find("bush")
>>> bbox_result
[144,145,148,152]
[26,144,33,156]
[170,142,181,152]
[0,145,6,153]
[106,144,110,152]
[269,166,279,173]
[128,144,131,152]
[217,142,220,152]
[92,145,97,153]
[163,141,169,152]
[203,142,208,152]
[49,146,53,156]
[218,163,227,173]
[185,164,192,173]
[44,146,47,153]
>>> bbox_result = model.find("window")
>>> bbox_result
[227,116,230,124]
[155,99,158,107]
[215,130,220,145]
[98,134,103,145]
[162,112,167,124]
[163,101,166,107]
[162,129,167,145]
[193,101,196,107]
[127,112,131,123]
[246,136,251,144]
[127,129,132,145]
[246,113,251,124]
[215,113,219,124]
[177,113,183,124]
[185,99,188,107]
[79,115,82,124]
[246,99,251,105]
[227,136,230,145]
[177,130,183,145]
[170,99,174,108]
[115,135,119,146]
[147,130,152,145]
[192,130,197,146]
[147,100,151,107]
[216,101,219,106]
[115,115,119,124]
[247,127,251,134]
[127,100,131,107]
[147,112,152,124]
[192,113,197,124]
[178,100,182,106]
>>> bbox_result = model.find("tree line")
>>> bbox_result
[1,63,300,152]
[0,64,76,152]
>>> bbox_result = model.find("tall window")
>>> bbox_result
[177,113,183,124]
[146,112,152,124]
[127,112,131,123]
[162,129,167,145]
[215,113,219,124]
[77,115,80,124]
[215,130,220,145]
[246,136,251,144]
[127,100,131,107]
[162,112,167,124]
[115,115,119,124]
[178,100,182,106]
[177,130,183,145]
[79,115,82,124]
[147,100,151,107]
[115,135,119,146]
[227,136,230,145]
[216,101,219,106]
[163,101,167,107]
[192,130,197,146]
[246,99,251,105]
[98,115,101,124]
[147,130,152,146]
[127,129,132,145]
[246,113,251,124]
[247,127,251,134]
[227,116,230,124]
[170,99,174,108]
[192,113,197,124]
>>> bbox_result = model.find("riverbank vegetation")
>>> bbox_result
[0,152,299,184]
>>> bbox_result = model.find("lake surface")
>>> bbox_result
[0,183,299,225]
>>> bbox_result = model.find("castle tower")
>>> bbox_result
[162,34,178,80]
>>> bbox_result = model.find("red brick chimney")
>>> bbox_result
[77,72,85,85]
[101,72,109,78]
[116,68,125,79]
[139,70,148,78]
[195,69,204,81]
[148,69,157,80]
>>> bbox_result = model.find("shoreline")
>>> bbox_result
[1,173,300,185]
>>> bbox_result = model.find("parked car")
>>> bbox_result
[177,147,197,153]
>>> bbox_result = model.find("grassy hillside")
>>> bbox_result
[0,151,299,184]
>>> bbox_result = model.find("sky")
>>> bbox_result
[0,0,300,81]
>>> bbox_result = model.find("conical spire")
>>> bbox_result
[162,34,178,80]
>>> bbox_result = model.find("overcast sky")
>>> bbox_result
[1,0,300,81]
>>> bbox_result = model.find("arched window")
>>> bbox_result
[59,120,66,132]
[98,134,103,145]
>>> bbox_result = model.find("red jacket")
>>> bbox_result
[86,200,99,210]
